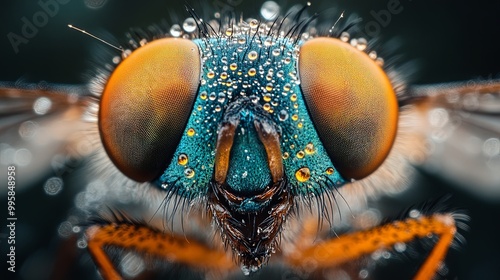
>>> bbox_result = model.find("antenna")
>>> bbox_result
[68,24,124,52]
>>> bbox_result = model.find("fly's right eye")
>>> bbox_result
[99,38,200,182]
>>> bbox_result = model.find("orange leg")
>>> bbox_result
[86,223,235,280]
[285,213,457,280]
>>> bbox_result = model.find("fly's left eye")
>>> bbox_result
[99,38,200,182]
[298,37,398,180]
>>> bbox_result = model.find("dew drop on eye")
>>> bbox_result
[170,24,182,37]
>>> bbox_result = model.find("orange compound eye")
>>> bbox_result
[299,37,398,180]
[99,38,200,182]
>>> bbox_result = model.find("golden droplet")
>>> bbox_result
[220,72,228,80]
[296,150,305,159]
[263,94,272,102]
[293,103,299,109]
[297,123,303,129]
[197,105,203,111]
[326,167,335,175]
[248,68,257,76]
[248,51,258,61]
[283,152,290,159]
[200,92,207,100]
[295,167,310,182]
[178,154,188,165]
[207,71,215,79]
[305,143,315,154]
[230,63,238,71]
[283,83,291,92]
[184,168,195,178]
[266,83,274,92]
[263,103,271,111]
[290,94,297,102]
[292,114,299,121]
[187,128,196,137]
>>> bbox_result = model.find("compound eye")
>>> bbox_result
[299,37,398,180]
[99,38,200,182]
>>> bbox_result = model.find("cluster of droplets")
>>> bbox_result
[339,32,385,67]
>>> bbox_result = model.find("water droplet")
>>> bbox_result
[376,57,384,67]
[77,238,87,248]
[183,18,197,33]
[33,97,52,115]
[18,121,39,139]
[483,138,500,157]
[178,154,188,165]
[249,19,259,29]
[272,48,281,56]
[340,32,350,42]
[44,177,63,195]
[278,110,289,121]
[250,95,260,103]
[283,152,290,159]
[112,56,121,64]
[209,92,217,101]
[429,108,449,128]
[356,38,367,51]
[218,92,226,103]
[263,93,272,102]
[295,167,310,182]
[248,51,259,61]
[207,71,215,79]
[248,68,257,76]
[238,37,247,44]
[15,148,32,166]
[350,38,358,47]
[296,150,305,159]
[369,50,377,60]
[265,83,274,92]
[359,269,369,279]
[184,168,195,178]
[261,1,280,21]
[120,252,145,278]
[394,242,407,253]
[305,143,315,154]
[230,63,238,71]
[409,209,421,218]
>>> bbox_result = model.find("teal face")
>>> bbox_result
[159,37,344,200]
[98,9,399,273]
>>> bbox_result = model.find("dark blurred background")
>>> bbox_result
[1,0,500,279]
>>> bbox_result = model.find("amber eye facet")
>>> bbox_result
[299,37,398,180]
[99,38,200,182]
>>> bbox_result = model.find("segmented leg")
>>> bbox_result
[285,213,457,280]
[86,223,235,280]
